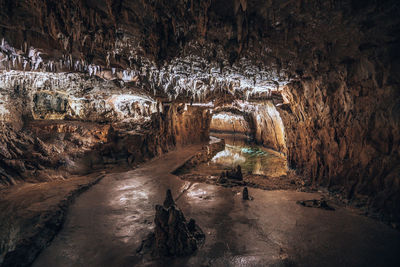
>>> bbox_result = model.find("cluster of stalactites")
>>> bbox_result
[1,38,291,103]
[142,54,291,102]
[0,39,117,78]
[107,94,160,121]
[0,70,102,91]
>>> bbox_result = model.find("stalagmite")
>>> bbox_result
[243,187,249,200]
[137,189,205,257]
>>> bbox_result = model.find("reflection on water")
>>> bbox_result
[209,133,287,177]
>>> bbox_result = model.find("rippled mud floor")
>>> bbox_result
[33,144,400,267]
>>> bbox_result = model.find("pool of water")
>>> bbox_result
[195,133,287,177]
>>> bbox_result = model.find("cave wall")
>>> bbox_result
[0,102,211,186]
[171,104,211,146]
[279,58,400,224]
[0,71,159,124]
[100,102,211,164]
[251,102,286,154]
[0,70,211,186]
[210,112,250,135]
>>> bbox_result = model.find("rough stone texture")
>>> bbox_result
[164,104,211,147]
[0,102,211,186]
[0,120,113,186]
[0,71,158,123]
[102,103,211,166]
[297,199,335,211]
[210,112,250,135]
[0,0,292,103]
[280,72,400,224]
[137,189,205,258]
[220,165,243,181]
[273,1,400,220]
[250,102,287,153]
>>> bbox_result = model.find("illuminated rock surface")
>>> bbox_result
[0,0,399,266]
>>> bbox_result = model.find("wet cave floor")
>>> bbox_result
[178,134,301,191]
[32,141,400,267]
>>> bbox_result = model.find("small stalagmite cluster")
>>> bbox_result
[137,189,205,257]
[219,165,243,182]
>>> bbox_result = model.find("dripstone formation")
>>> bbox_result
[219,165,243,182]
[137,189,205,257]
[243,187,250,200]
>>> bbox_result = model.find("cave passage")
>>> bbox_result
[207,111,288,177]
[32,145,400,267]
[1,0,400,266]
[209,136,288,177]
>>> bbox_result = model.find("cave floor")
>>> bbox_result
[32,145,400,267]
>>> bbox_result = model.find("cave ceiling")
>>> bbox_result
[0,0,398,102]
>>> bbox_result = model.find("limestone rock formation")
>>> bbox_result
[137,189,205,258]
[0,102,211,186]
[163,189,175,208]
[221,165,243,181]
[211,102,287,154]
[210,112,250,135]
[243,187,250,200]
[297,199,335,211]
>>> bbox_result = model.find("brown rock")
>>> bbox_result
[163,189,175,208]
[137,189,205,257]
[243,187,249,200]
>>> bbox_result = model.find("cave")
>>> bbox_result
[0,0,399,266]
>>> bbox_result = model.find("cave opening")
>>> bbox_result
[208,106,288,178]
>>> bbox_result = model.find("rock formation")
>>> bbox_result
[163,189,175,208]
[210,112,250,135]
[221,165,243,181]
[243,187,249,200]
[297,199,335,211]
[137,189,205,257]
